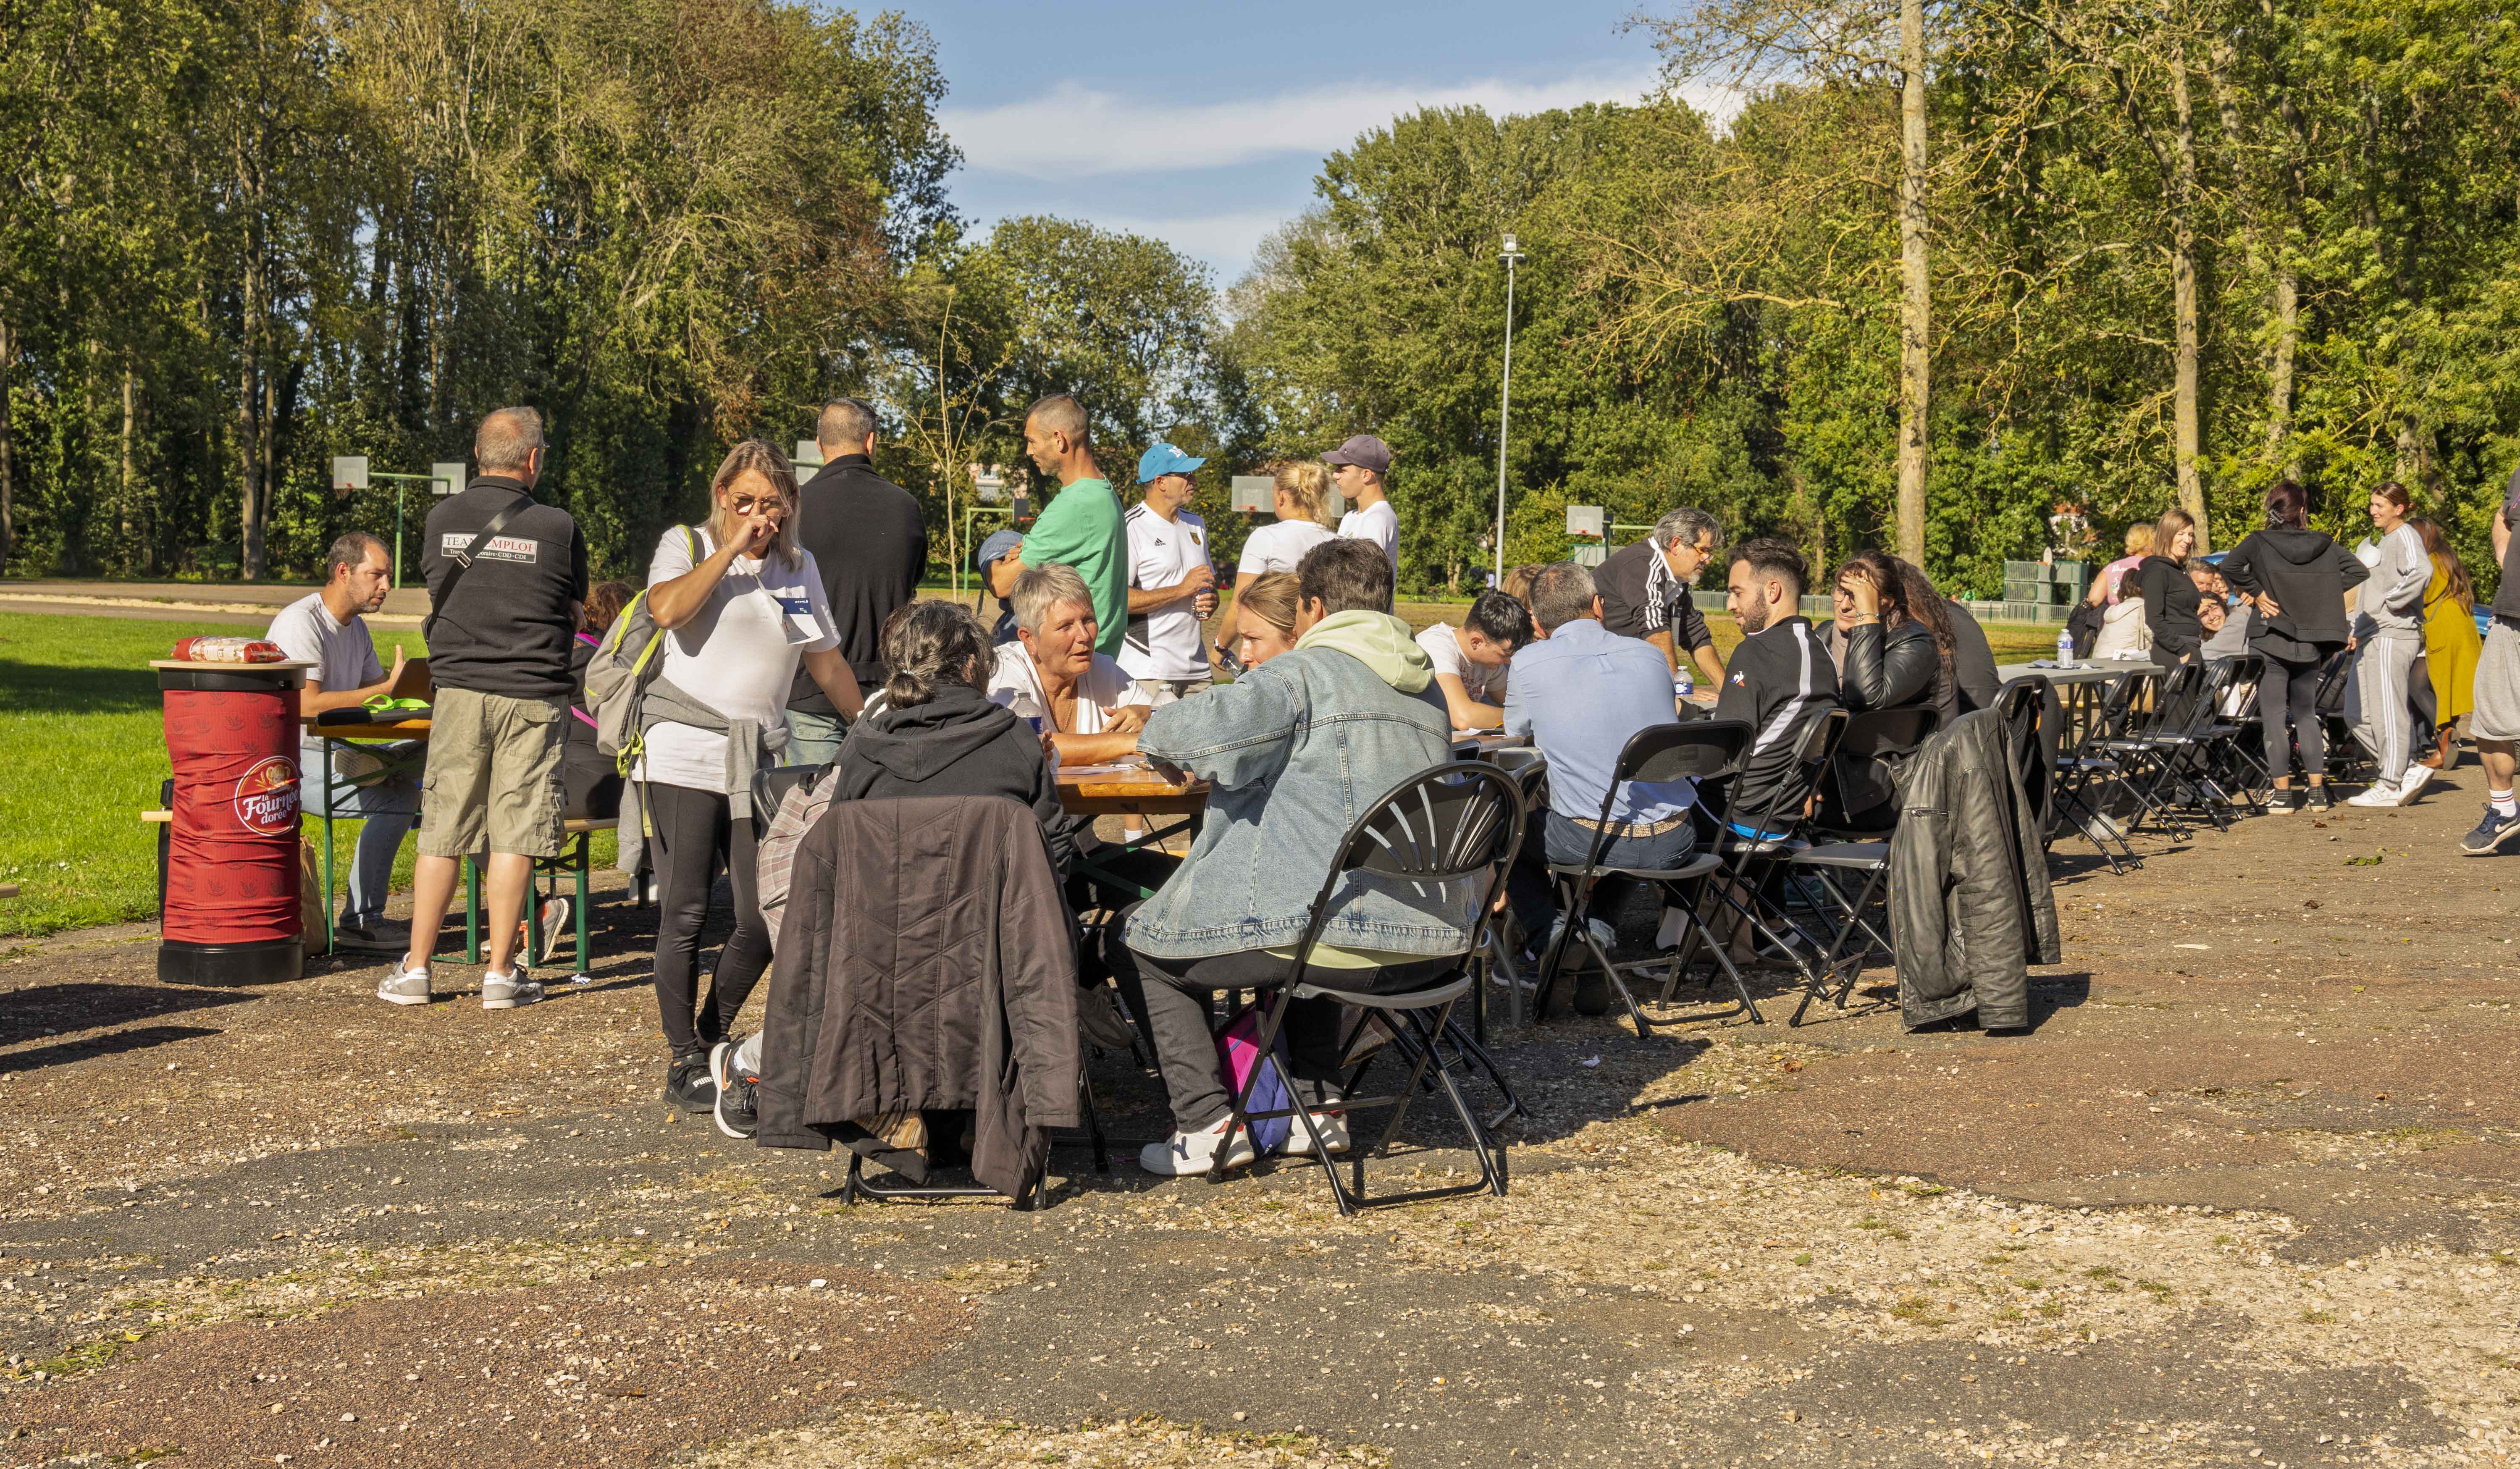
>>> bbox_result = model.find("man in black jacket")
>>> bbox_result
[787,398,927,767]
[388,406,588,1012]
[1716,538,1840,837]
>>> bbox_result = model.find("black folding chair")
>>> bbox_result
[1209,762,1528,1215]
[1477,757,1551,1034]
[1785,706,1941,1025]
[1531,721,1759,1033]
[2311,647,2373,787]
[2199,654,2270,811]
[1677,709,1850,1008]
[2051,672,2145,872]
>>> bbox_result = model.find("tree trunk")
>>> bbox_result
[1895,0,1931,565]
[238,226,265,582]
[0,314,15,570]
[120,361,137,556]
[2168,60,2208,547]
[2266,267,2297,470]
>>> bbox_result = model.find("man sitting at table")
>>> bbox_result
[1110,538,1469,1178]
[1503,560,1700,1015]
[267,532,415,947]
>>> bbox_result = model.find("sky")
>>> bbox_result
[901,0,1674,290]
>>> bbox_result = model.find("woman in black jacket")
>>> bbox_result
[1825,550,1957,829]
[832,600,1076,880]
[2217,480,2370,813]
[2136,508,2205,664]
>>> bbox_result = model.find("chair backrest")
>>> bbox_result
[1835,704,1940,762]
[2153,660,2213,734]
[2211,653,2265,719]
[1993,675,2057,839]
[1613,719,1753,789]
[751,763,821,826]
[1289,761,1529,986]
[1727,706,1847,842]
[2313,646,2357,716]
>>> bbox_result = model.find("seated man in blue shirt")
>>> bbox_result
[1504,561,1698,1013]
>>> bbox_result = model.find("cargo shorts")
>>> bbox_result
[418,687,568,859]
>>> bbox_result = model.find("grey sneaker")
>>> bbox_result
[481,968,544,1010]
[376,963,432,1007]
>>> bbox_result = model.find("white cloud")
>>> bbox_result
[944,70,1687,179]
[1068,210,1304,272]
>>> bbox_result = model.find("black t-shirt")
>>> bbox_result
[1712,615,1840,832]
[2496,470,2520,621]
[420,477,589,700]
[790,454,929,710]
[1596,538,1712,653]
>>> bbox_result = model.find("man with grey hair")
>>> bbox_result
[1597,506,1725,689]
[385,405,588,1012]
[1504,560,1706,1015]
[787,396,925,766]
[266,530,414,947]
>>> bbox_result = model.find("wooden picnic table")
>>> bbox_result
[1055,761,1208,819]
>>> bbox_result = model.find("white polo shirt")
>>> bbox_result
[1118,503,1212,681]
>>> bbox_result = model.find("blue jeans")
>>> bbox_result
[304,740,420,924]
[784,708,846,769]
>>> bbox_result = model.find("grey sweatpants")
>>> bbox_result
[2355,634,2423,786]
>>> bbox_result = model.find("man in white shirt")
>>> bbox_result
[1119,442,1218,705]
[266,532,414,946]
[1415,589,1530,731]
[1326,434,1398,574]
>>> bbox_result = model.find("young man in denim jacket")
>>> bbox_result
[1113,539,1473,1177]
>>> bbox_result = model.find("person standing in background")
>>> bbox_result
[2221,479,2367,815]
[1120,441,1218,706]
[1013,394,1128,658]
[1594,506,1726,690]
[2349,481,2434,807]
[785,397,925,768]
[1326,434,1398,574]
[268,532,412,948]
[2409,515,2480,771]
[1215,461,1336,665]
[383,406,588,1013]
[2460,468,2520,854]
[2135,509,2204,666]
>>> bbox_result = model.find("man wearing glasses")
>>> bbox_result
[383,406,588,1012]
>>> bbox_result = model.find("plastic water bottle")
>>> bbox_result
[2056,627,2076,669]
[1007,690,1059,768]
[1673,666,1695,702]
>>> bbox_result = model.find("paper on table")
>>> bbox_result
[1057,761,1160,780]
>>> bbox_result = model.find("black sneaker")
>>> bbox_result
[709,1039,758,1139]
[2265,789,2298,815]
[2305,785,2332,813]
[1076,987,1137,1051]
[2462,806,2520,856]
[663,1055,718,1113]
[1571,971,1613,1016]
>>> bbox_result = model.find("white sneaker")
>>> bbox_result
[481,969,544,1010]
[1139,1117,1259,1177]
[2397,766,2435,803]
[1280,1111,1352,1157]
[2346,783,2401,808]
[375,963,432,1007]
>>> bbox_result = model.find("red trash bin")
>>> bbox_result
[156,657,310,985]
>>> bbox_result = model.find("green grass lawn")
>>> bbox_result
[0,610,429,938]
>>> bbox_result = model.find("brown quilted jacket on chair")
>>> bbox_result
[754,794,1080,1203]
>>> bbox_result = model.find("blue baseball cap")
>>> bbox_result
[974,529,1023,571]
[1136,441,1206,484]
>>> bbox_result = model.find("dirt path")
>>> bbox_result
[0,778,2512,1466]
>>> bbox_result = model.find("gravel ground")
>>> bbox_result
[0,768,2512,1466]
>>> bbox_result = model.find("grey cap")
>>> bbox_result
[1321,434,1393,475]
[975,529,1024,571]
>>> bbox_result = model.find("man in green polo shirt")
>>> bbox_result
[1013,393,1127,657]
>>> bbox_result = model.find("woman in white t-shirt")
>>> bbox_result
[1415,589,1530,732]
[989,563,1152,765]
[1216,462,1336,664]
[640,439,863,1111]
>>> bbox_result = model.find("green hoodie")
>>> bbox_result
[1293,610,1433,694]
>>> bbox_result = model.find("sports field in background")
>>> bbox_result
[0,604,2061,939]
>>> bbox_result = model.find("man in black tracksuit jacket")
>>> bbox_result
[1715,538,1840,837]
[787,398,927,766]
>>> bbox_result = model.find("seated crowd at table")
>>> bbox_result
[281,397,2520,1191]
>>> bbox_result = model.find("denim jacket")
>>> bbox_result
[1123,615,1475,960]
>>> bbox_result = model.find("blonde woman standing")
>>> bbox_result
[641,439,864,1112]
[1215,462,1336,664]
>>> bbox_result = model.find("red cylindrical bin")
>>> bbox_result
[157,659,308,984]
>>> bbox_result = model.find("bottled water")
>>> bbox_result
[1673,666,1695,701]
[2055,628,2076,669]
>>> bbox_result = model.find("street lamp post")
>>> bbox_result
[1493,232,1525,583]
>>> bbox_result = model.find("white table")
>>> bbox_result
[1998,658,2164,686]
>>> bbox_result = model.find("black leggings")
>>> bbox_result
[647,782,770,1058]
[2260,652,2326,780]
